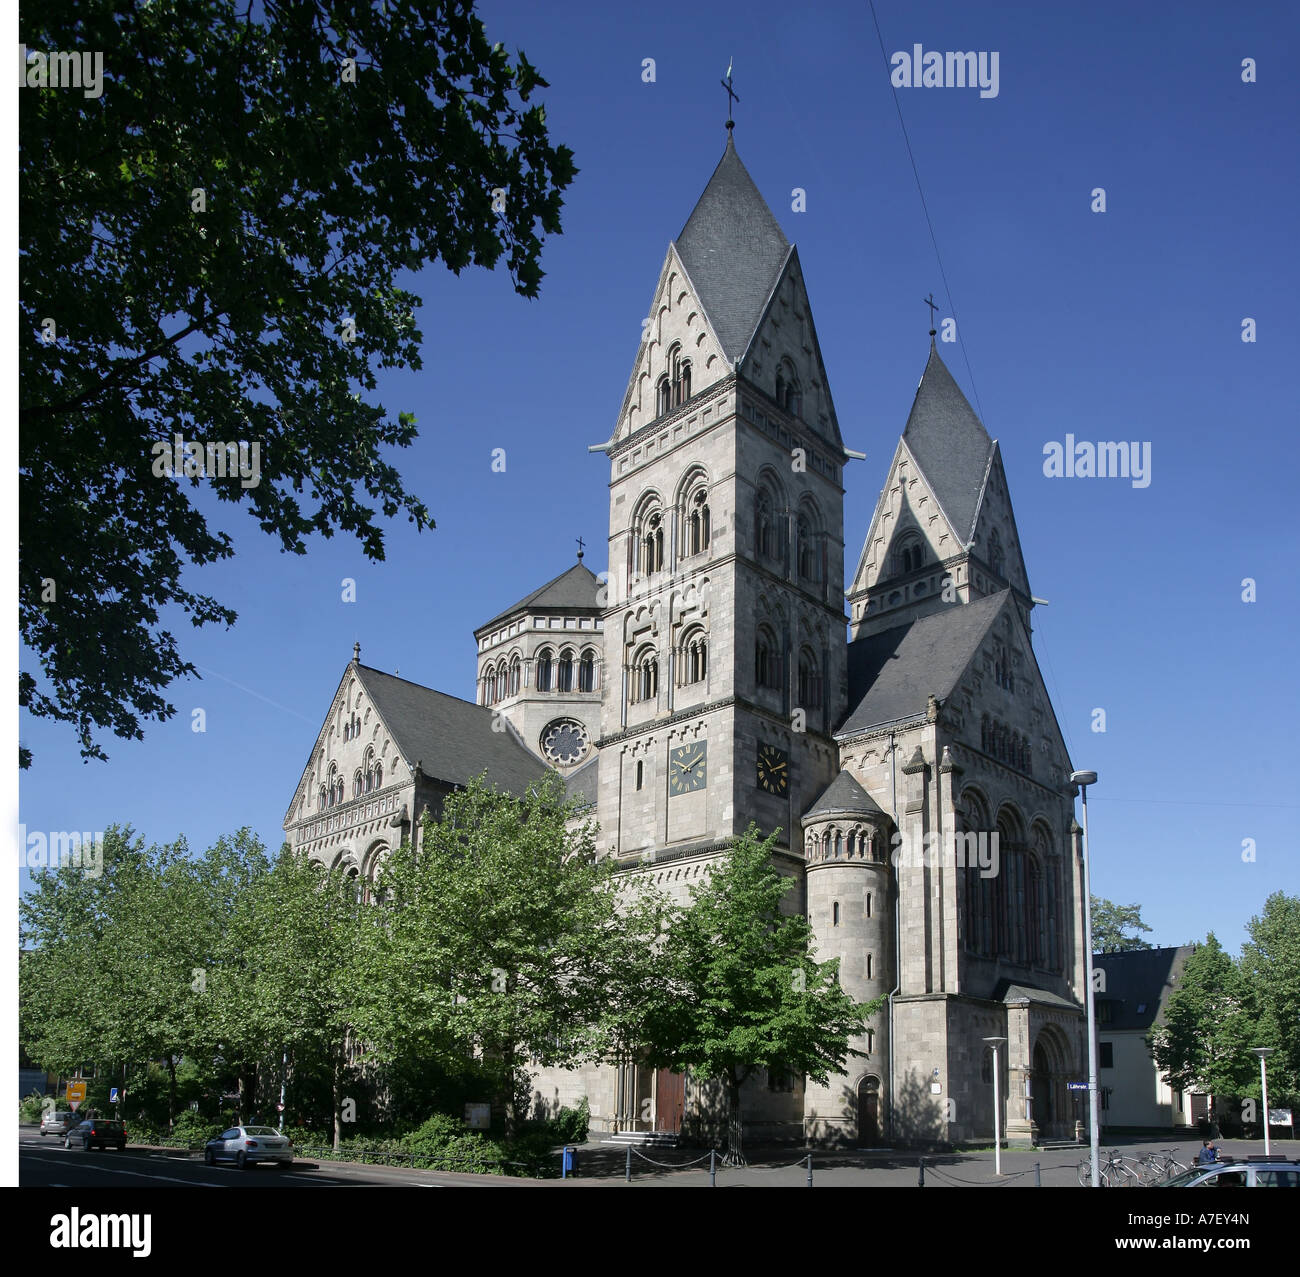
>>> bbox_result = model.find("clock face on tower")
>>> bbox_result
[669,743,707,795]
[756,744,789,795]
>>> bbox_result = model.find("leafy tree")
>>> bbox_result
[639,826,876,1165]
[1239,892,1300,1104]
[19,0,576,764]
[353,772,624,1134]
[1148,934,1257,1098]
[1091,896,1154,952]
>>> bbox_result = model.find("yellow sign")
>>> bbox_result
[65,1081,87,1104]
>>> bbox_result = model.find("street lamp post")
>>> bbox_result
[1252,1048,1275,1156]
[984,1036,1007,1176]
[1072,769,1101,1189]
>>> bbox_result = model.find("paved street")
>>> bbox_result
[21,1124,1296,1188]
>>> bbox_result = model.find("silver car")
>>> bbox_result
[203,1125,294,1169]
[40,1109,79,1136]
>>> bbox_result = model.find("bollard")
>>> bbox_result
[625,1143,632,1182]
[807,1153,813,1187]
[918,1156,925,1187]
[1035,1161,1041,1187]
[561,1148,567,1180]
[710,1148,717,1188]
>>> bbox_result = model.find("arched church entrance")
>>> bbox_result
[857,1076,881,1147]
[1030,1026,1072,1141]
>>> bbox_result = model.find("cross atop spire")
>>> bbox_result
[721,58,739,135]
[575,535,585,561]
[924,292,939,338]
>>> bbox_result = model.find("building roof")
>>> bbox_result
[803,770,887,824]
[1092,945,1194,1032]
[994,981,1081,1012]
[563,756,599,811]
[674,136,791,363]
[475,560,602,634]
[902,343,995,544]
[355,664,550,795]
[840,590,1009,735]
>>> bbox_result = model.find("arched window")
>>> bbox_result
[798,516,821,582]
[989,528,1005,578]
[374,762,382,789]
[687,487,710,556]
[632,648,658,703]
[637,506,665,575]
[671,346,691,406]
[509,658,521,697]
[353,772,363,799]
[683,629,707,684]
[775,360,802,416]
[797,650,821,709]
[319,786,327,812]
[656,376,672,417]
[536,650,553,692]
[578,650,596,692]
[756,490,775,560]
[557,651,573,693]
[1027,855,1044,967]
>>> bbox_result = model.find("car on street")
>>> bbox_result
[40,1110,80,1137]
[204,1125,294,1169]
[1154,1156,1300,1187]
[69,1119,128,1151]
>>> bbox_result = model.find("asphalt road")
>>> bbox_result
[17,1126,530,1188]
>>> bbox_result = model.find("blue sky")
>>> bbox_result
[16,0,1300,953]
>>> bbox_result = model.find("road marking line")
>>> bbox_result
[22,1153,220,1187]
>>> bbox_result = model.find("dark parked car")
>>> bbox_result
[69,1118,128,1151]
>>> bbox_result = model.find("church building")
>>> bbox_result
[283,134,1089,1148]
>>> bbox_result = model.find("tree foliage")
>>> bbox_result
[1091,896,1154,952]
[1148,934,1258,1098]
[19,0,576,764]
[638,826,876,1164]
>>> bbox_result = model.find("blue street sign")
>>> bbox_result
[109,1087,119,1102]
[1067,1082,1088,1091]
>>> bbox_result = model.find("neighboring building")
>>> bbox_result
[1094,945,1200,1131]
[285,132,1091,1148]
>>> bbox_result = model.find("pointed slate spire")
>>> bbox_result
[902,342,995,544]
[674,136,790,363]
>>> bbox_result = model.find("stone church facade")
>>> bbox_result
[284,137,1089,1148]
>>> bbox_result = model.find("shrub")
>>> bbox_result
[554,1098,590,1144]
[405,1113,505,1174]
[505,1127,563,1178]
[20,1091,47,1124]
[170,1110,222,1145]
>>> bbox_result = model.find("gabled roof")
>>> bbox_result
[674,136,790,363]
[1092,945,1194,1032]
[902,342,995,544]
[993,980,1080,1012]
[475,561,601,634]
[355,664,549,794]
[840,590,1009,735]
[803,770,886,824]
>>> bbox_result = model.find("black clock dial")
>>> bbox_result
[756,744,789,795]
[669,743,707,794]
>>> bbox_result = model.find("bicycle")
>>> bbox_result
[1077,1147,1145,1186]
[1137,1148,1188,1184]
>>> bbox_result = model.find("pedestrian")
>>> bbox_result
[1196,1138,1218,1165]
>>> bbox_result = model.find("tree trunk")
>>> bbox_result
[165,1056,178,1133]
[237,1064,257,1124]
[724,1069,746,1167]
[502,1042,518,1140]
[332,1053,342,1153]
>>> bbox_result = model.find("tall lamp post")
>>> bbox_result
[1071,768,1101,1188]
[1252,1048,1274,1155]
[984,1036,1007,1176]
